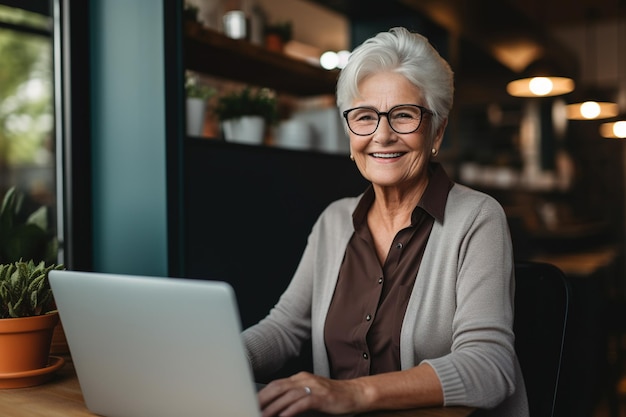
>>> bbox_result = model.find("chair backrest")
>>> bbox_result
[514,261,571,417]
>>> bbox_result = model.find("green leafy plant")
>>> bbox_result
[0,187,58,265]
[182,4,200,22]
[0,260,64,318]
[185,73,215,100]
[214,87,277,124]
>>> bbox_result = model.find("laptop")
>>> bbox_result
[49,270,261,417]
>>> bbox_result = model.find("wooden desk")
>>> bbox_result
[0,356,474,417]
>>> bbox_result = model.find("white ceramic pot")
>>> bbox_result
[186,98,207,137]
[274,119,315,150]
[222,116,265,145]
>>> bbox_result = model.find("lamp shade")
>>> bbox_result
[600,118,626,138]
[507,58,575,98]
[567,101,619,120]
[566,87,619,120]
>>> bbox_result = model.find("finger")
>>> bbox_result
[258,373,313,408]
[261,386,313,417]
[258,379,291,408]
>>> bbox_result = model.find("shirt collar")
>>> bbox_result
[418,162,453,224]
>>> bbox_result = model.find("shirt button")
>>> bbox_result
[396,242,403,249]
[365,314,372,321]
[362,352,369,360]
[378,277,383,284]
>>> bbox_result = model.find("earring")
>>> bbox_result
[350,154,355,161]
[431,148,438,157]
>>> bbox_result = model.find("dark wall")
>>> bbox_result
[183,139,368,329]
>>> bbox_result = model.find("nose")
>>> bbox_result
[373,115,396,144]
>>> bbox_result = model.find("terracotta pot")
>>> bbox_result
[265,33,285,52]
[0,312,59,373]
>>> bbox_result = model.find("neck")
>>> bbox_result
[369,179,428,231]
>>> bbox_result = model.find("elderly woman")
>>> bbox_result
[243,27,528,417]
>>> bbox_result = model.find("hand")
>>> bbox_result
[258,371,367,417]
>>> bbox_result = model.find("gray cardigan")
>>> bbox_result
[243,183,529,416]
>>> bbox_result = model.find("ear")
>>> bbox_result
[432,118,448,150]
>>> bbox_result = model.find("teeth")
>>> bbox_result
[372,152,403,158]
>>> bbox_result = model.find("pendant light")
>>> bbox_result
[566,11,619,120]
[506,58,575,98]
[565,92,619,120]
[600,121,626,138]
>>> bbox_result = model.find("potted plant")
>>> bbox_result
[185,72,216,137]
[0,187,65,388]
[214,87,277,145]
[182,3,200,23]
[264,21,292,52]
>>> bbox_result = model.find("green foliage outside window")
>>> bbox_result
[0,5,52,169]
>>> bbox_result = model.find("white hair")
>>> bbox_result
[336,27,454,136]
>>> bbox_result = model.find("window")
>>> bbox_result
[0,2,57,262]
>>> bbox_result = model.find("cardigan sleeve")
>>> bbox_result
[416,186,519,410]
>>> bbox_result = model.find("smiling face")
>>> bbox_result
[348,71,445,192]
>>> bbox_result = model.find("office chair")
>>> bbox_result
[514,261,571,417]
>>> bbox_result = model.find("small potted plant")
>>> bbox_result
[185,72,216,137]
[182,3,200,23]
[214,87,277,144]
[0,187,65,388]
[264,21,292,52]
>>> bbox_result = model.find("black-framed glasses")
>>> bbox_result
[342,104,433,136]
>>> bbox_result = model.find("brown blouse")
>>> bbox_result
[324,163,452,379]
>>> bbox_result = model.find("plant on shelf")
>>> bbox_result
[214,87,277,145]
[0,186,66,389]
[265,21,292,42]
[185,72,215,100]
[264,21,293,52]
[183,3,200,23]
[214,87,277,124]
[185,73,215,137]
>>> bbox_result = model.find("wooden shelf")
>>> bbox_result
[184,21,339,96]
